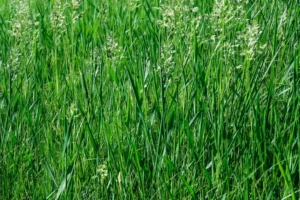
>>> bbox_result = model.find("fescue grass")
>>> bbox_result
[0,0,299,199]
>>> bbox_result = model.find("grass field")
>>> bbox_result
[0,0,299,199]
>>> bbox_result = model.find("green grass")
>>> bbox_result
[0,0,299,199]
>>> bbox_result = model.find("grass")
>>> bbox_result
[0,0,299,199]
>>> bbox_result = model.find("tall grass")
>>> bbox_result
[0,0,299,199]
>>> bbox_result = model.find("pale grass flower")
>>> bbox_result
[72,0,81,10]
[204,0,266,65]
[96,162,108,179]
[192,7,199,13]
[239,23,262,60]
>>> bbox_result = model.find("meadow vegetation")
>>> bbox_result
[0,0,299,199]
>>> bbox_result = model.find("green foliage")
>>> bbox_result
[0,0,299,199]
